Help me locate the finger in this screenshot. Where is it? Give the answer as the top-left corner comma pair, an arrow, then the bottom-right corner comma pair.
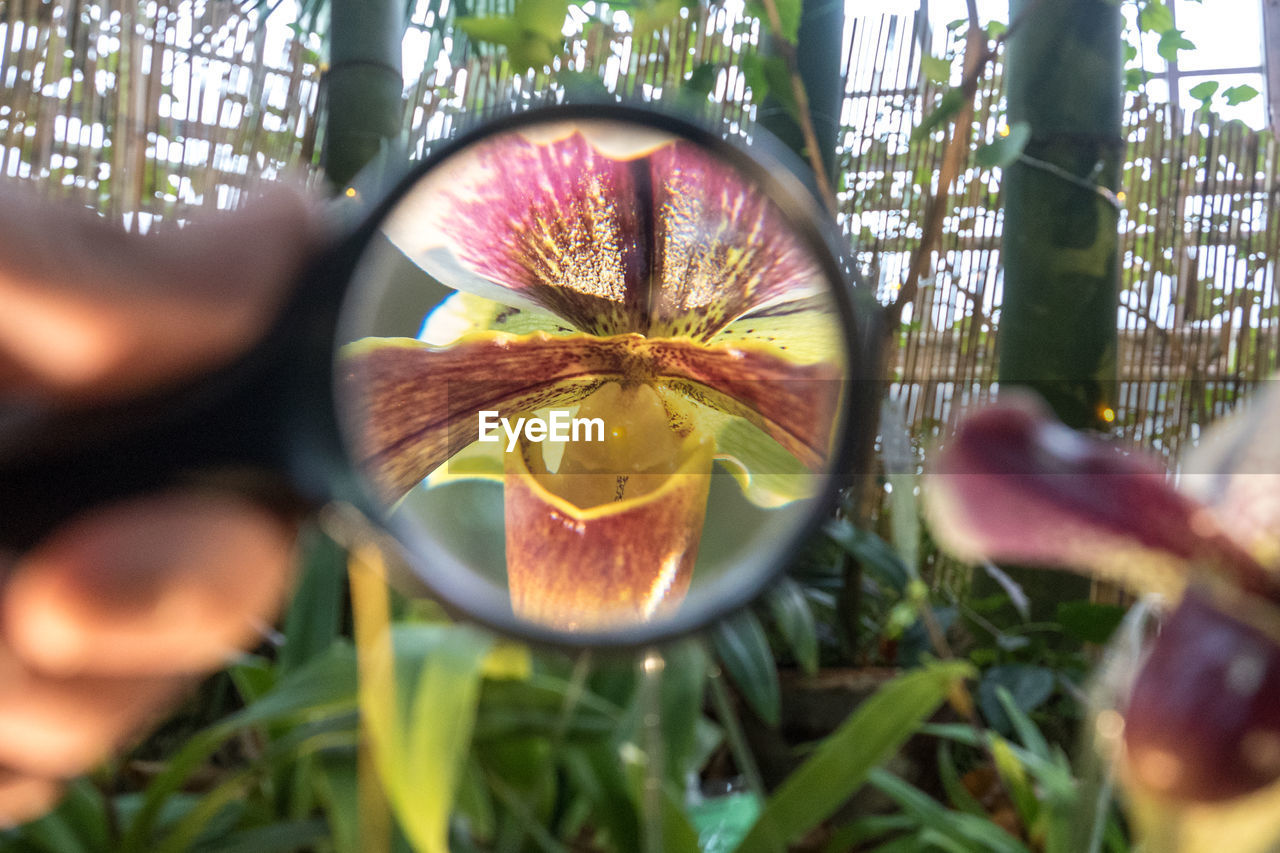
0,182 -> 325,402
3,490 -> 297,677
0,768 -> 63,829
0,641 -> 188,778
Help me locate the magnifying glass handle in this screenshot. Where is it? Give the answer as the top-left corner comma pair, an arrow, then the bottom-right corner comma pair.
0,236 -> 359,554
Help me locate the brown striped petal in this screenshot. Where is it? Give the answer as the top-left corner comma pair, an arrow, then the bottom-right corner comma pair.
341,332 -> 841,503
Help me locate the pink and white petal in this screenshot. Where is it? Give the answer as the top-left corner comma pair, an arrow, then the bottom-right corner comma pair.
384,130 -> 649,336
1180,378 -> 1280,569
925,392 -> 1280,600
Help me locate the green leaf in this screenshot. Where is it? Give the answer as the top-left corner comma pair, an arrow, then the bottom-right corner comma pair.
314,753 -> 361,853
659,640 -> 710,782
764,577 -> 819,674
986,20 -> 1007,38
709,415 -> 813,508
474,675 -> 621,740
559,69 -> 611,100
977,665 -> 1054,736
921,54 -> 952,85
990,735 -> 1038,830
911,87 -> 966,144
632,0 -> 681,37
513,0 -> 570,41
685,61 -> 718,97
936,742 -> 987,817
975,120 -> 1031,169
1138,1 -> 1173,33
993,687 -> 1051,760
188,819 -> 330,853
1156,28 -> 1195,62
507,35 -> 558,72
1125,67 -> 1150,90
1188,80 -> 1219,104
746,0 -> 800,42
1224,83 -> 1260,105
1055,600 -> 1126,644
880,399 -> 920,577
561,743 -> 643,853
824,518 -> 908,593
688,792 -> 762,853
390,625 -> 495,853
455,16 -> 526,48
659,787 -> 702,853
867,769 -> 1031,853
737,661 -> 974,851
740,52 -> 769,101
710,610 -> 781,725
280,526 -> 346,674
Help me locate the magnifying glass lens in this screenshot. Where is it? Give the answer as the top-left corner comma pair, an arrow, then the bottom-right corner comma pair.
336,114 -> 851,642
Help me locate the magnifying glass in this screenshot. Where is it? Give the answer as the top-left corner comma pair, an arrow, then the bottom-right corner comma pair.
0,103 -> 864,649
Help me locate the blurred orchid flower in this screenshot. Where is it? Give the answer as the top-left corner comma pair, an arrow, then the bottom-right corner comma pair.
341,123 -> 845,629
925,388 -> 1280,803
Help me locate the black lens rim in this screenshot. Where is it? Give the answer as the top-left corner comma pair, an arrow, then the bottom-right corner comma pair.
333,101 -> 867,650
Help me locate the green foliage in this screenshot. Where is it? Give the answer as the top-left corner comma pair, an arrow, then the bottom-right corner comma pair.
1224,83 -> 1260,106
911,88 -> 967,145
1155,28 -> 1195,63
710,610 -> 782,725
1136,1 -> 1173,33
740,53 -> 799,124
1189,80 -> 1219,104
921,54 -> 953,85
1056,601 -> 1127,645
975,121 -> 1031,170
456,0 -> 570,72
738,661 -> 974,852
744,0 -> 801,43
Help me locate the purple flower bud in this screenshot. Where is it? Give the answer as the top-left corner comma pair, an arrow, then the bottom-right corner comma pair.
1124,590 -> 1280,802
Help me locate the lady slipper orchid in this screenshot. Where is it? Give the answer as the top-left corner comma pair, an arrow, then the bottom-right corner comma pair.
925,389 -> 1280,803
340,121 -> 846,630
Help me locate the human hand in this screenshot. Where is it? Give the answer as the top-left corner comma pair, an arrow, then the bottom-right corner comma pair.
0,183 -> 321,825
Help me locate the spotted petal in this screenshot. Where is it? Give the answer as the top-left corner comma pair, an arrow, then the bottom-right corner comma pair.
383,126 -> 829,341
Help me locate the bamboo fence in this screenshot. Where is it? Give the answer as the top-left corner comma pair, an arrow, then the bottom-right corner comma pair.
2,0 -> 1279,472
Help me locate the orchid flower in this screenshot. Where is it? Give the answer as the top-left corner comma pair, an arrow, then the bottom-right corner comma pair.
925,388 -> 1280,804
340,122 -> 846,630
